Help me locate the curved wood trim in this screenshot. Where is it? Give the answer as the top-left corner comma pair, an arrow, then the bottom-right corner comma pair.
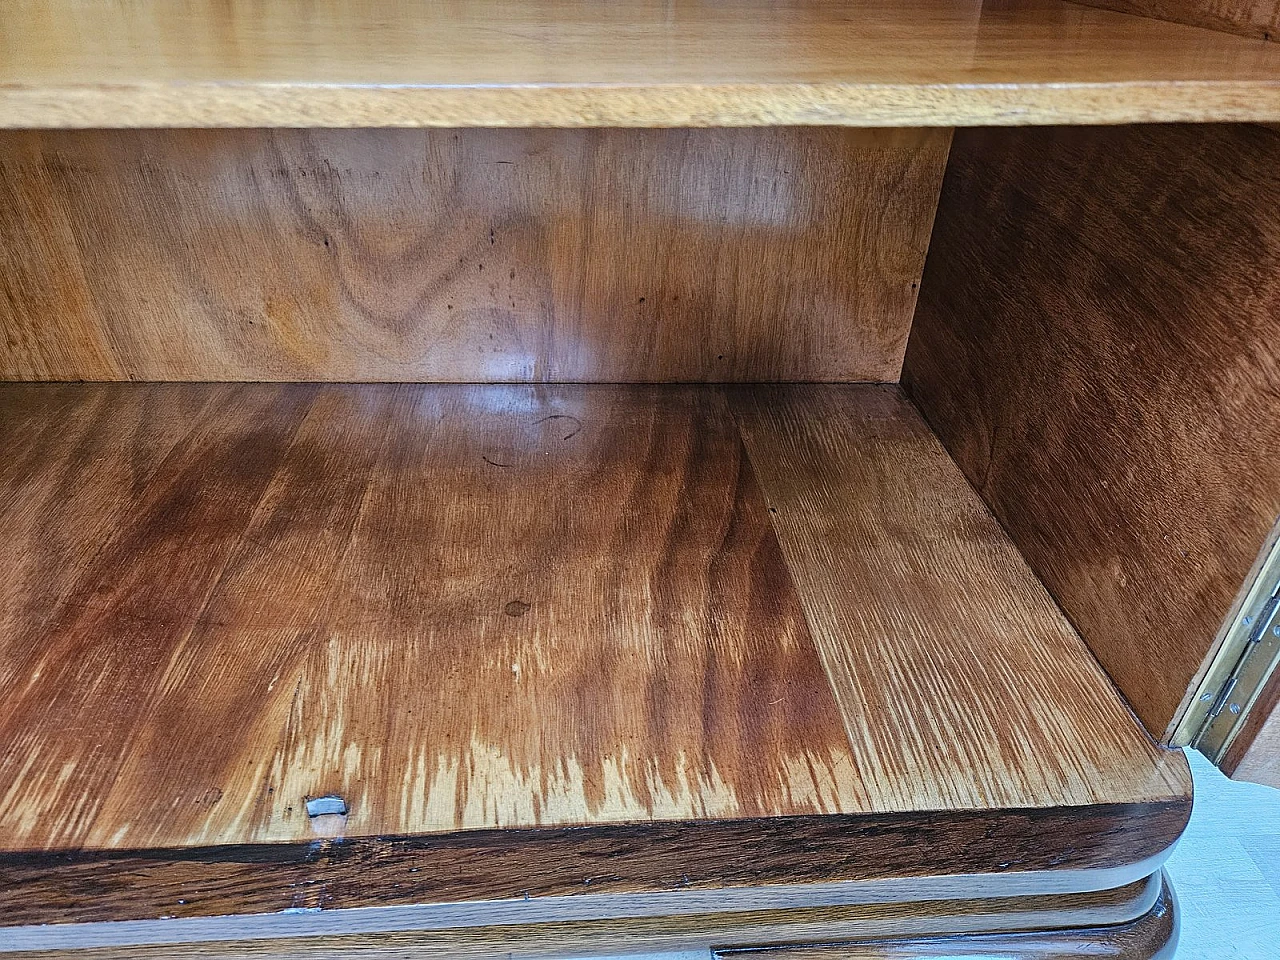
717,873 -> 1178,959
1,875 -> 1167,956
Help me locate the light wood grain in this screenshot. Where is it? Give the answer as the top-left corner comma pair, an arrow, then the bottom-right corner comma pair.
0,383 -> 1190,922
720,875 -> 1177,959
731,386 -> 1189,811
0,383 -> 861,850
1,0 -> 1280,127
903,123 -> 1280,741
1074,0 -> 1280,41
0,127 -> 946,383
0,876 -> 1164,956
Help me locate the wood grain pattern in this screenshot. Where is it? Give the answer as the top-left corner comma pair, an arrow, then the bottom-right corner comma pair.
0,128 -> 946,383
0,383 -> 1191,921
732,386 -> 1189,810
0,385 -> 316,847
0,875 -> 1165,956
0,383 -> 862,850
2,0 -> 1280,127
720,875 -> 1177,959
903,124 -> 1280,741
1073,0 -> 1280,41
0,804 -> 1190,928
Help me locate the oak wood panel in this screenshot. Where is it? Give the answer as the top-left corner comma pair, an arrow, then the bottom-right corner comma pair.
1073,0 -> 1280,41
903,124 -> 1280,740
3,0 -> 1280,127
731,386 -> 1190,810
0,876 -> 1163,956
720,875 -> 1176,959
0,128 -> 946,383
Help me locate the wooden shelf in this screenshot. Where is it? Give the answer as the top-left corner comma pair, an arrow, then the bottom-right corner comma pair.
2,0 -> 1280,128
0,382 -> 1188,934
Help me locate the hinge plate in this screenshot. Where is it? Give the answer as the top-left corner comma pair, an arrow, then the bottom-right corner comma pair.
1175,521 -> 1280,761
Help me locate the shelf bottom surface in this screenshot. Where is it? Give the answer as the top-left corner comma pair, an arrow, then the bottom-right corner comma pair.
0,382 -> 1189,931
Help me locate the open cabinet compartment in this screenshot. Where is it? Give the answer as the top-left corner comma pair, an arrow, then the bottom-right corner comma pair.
2,2 -> 1280,958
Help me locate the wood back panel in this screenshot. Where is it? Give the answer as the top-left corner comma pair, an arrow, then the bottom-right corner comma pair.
0,127 -> 948,383
904,123 -> 1280,740
1071,0 -> 1280,41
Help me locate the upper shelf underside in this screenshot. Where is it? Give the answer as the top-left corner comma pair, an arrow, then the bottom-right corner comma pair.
3,0 -> 1280,128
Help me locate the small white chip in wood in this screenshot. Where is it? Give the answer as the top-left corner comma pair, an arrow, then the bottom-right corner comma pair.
305,795 -> 348,818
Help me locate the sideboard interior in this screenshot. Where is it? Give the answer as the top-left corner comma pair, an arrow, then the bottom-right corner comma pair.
1,1 -> 1278,956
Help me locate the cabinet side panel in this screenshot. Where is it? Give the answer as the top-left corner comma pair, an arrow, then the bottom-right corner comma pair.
903,123 -> 1280,740
1069,0 -> 1280,41
0,127 -> 948,383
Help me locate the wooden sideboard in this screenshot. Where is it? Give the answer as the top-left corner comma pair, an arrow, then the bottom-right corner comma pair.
1,2 -> 1278,957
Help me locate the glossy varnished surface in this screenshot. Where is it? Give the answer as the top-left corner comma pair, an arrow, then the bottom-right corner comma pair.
0,384 -> 1190,917
903,124 -> 1280,741
0,384 -> 863,849
2,0 -> 1280,127
0,128 -> 947,383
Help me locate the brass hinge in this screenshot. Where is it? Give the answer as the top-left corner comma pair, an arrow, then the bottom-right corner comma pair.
1178,527 -> 1280,762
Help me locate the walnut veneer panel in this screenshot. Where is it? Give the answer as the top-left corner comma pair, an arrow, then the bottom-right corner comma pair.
2,0 -> 1280,127
1075,0 -> 1280,41
0,384 -> 1190,921
903,124 -> 1280,741
0,128 -> 946,383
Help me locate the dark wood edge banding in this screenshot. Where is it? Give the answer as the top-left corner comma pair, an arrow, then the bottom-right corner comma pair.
0,802 -> 1190,927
